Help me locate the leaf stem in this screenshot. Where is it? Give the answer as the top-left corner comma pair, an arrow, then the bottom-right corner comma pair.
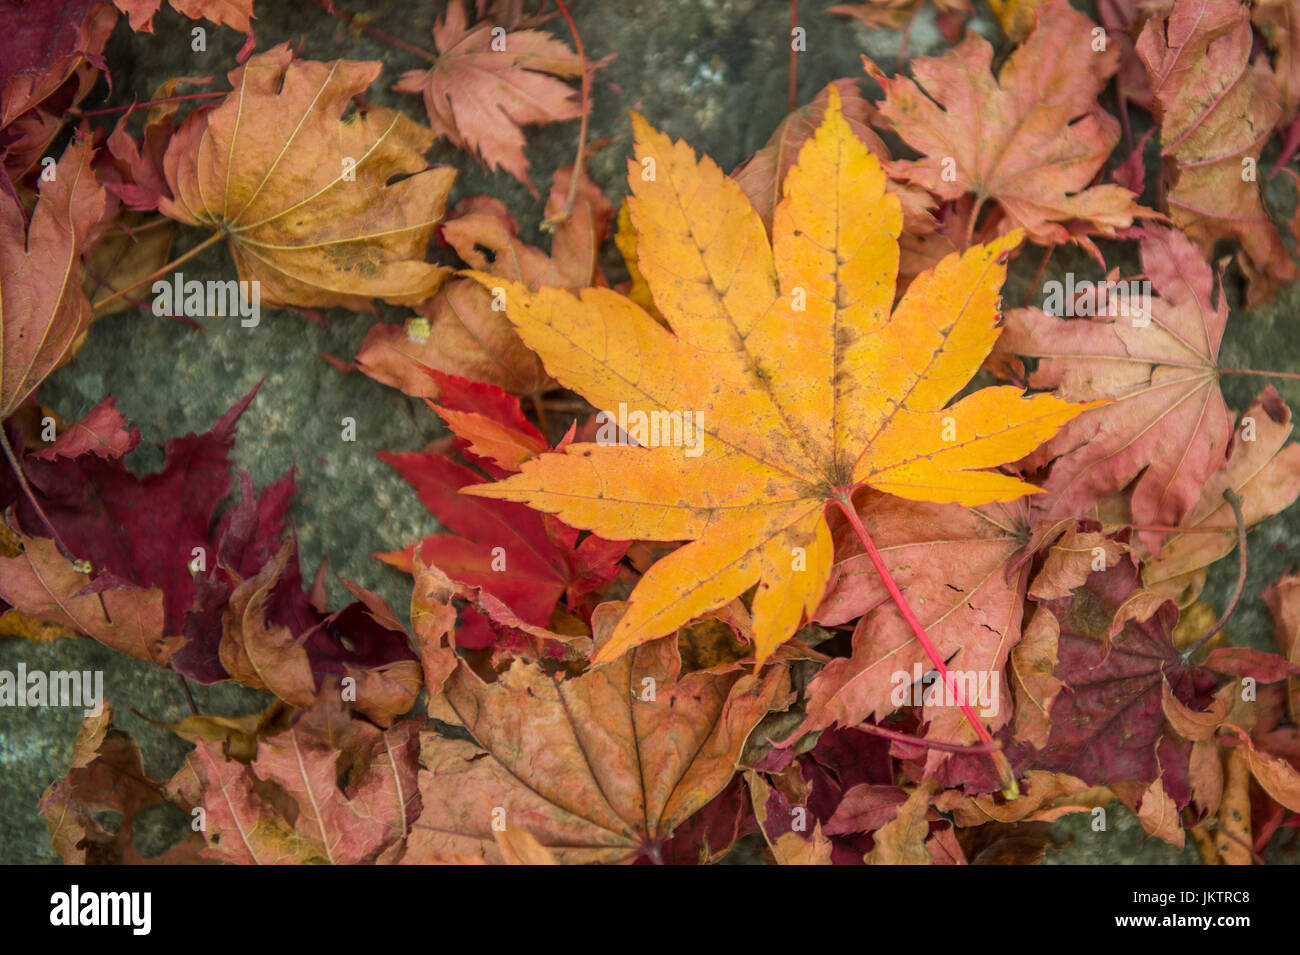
0,425 -> 79,564
788,0 -> 799,112
855,719 -> 1006,754
1023,244 -> 1053,308
1220,368 -> 1300,382
176,674 -> 199,714
898,2 -> 921,65
1182,489 -> 1247,662
833,496 -> 1018,797
1126,522 -> 1240,534
75,90 -> 222,119
542,0 -> 590,230
315,0 -> 437,63
963,195 -> 986,249
91,231 -> 224,314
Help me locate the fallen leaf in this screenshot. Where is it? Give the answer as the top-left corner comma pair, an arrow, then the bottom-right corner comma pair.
464,88 -> 1094,665
114,0 -> 255,36
1263,568 -> 1300,721
868,0 -> 1149,248
863,782 -> 934,864
1141,388 -> 1300,601
799,491 -> 1029,755
1255,0 -> 1300,121
250,718 -> 421,864
731,79 -> 932,236
1,137 -> 106,418
376,380 -> 625,652
406,638 -> 790,863
1137,0 -> 1299,305
1132,770 -> 1186,847
1216,744 -> 1252,864
0,535 -> 175,665
354,161 -> 609,398
40,707 -> 205,864
160,44 -> 456,310
1011,553 -> 1217,787
0,3 -> 115,179
394,0 -> 582,190
995,225 -> 1232,552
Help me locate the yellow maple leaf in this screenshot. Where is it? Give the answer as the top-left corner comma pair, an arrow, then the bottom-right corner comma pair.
465,87 -> 1096,666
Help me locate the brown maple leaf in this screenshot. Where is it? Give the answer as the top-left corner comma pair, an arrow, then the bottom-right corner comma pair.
732,79 -> 933,236
406,635 -> 790,864
869,0 -> 1150,250
1137,0 -> 1299,305
40,708 -> 206,864
394,0 -> 583,191
170,707 -> 422,865
994,225 -> 1233,553
114,0 -> 255,36
799,491 -> 1030,759
159,44 -> 456,310
1141,388 -> 1300,602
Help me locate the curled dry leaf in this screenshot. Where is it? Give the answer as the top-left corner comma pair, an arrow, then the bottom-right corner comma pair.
1,137 -> 106,418
220,541 -> 422,725
160,43 -> 456,310
1263,568 -> 1300,721
40,707 -> 206,864
1138,0 -> 1299,305
354,162 -> 610,399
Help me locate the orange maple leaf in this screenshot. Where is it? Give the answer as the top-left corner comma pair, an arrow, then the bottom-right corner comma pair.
465,87 -> 1097,666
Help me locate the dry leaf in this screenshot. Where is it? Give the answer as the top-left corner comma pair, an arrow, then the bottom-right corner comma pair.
1,137 -> 106,418
869,0 -> 1149,249
161,44 -> 455,310
406,639 -> 790,864
394,0 -> 582,190
1137,0 -> 1299,304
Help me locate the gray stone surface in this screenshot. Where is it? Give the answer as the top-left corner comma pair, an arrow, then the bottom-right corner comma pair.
2,0 -> 1299,864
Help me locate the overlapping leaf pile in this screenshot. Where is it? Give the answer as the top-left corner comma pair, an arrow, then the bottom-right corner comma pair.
5,0 -> 1300,865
